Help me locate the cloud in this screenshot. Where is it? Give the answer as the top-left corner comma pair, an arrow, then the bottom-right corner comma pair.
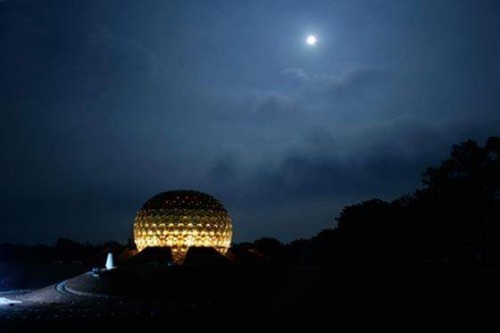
251,93 -> 297,117
210,111 -> 500,211
281,66 -> 383,92
327,67 -> 382,92
241,121 -> 430,205
2,0 -> 500,244
85,26 -> 169,79
280,67 -> 310,81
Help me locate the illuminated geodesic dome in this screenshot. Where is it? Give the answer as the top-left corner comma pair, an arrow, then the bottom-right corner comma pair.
133,190 -> 233,264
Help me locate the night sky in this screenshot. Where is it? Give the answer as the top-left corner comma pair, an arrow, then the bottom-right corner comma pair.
1,0 -> 499,244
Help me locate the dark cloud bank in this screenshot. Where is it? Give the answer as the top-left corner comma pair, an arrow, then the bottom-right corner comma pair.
1,0 -> 499,244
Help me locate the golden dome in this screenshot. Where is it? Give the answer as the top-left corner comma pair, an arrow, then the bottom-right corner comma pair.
133,190 -> 233,264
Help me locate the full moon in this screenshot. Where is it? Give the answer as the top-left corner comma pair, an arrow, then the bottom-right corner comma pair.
306,35 -> 317,46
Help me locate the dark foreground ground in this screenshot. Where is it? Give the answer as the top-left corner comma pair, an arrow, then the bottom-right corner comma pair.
1,263 -> 500,331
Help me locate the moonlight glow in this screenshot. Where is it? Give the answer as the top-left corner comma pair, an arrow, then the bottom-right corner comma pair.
306,35 -> 317,45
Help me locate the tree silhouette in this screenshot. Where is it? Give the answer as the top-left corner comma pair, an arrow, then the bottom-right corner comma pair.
416,137 -> 500,259
324,136 -> 500,271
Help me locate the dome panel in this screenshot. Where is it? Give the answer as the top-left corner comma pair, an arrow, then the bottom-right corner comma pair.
133,190 -> 233,264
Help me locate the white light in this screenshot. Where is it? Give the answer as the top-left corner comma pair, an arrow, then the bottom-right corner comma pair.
0,297 -> 22,306
306,35 -> 317,45
105,252 -> 115,270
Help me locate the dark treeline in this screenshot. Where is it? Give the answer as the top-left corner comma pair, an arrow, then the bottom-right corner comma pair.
235,137 -> 500,300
